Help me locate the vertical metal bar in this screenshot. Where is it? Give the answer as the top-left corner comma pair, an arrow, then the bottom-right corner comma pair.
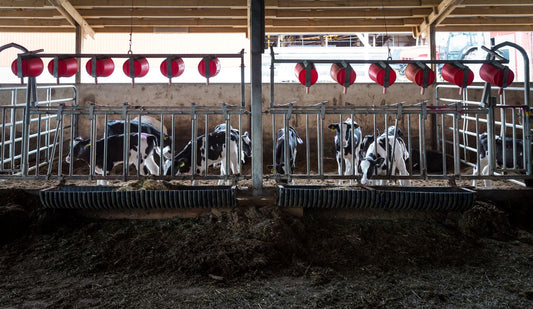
338,113 -> 344,178
90,104 -> 97,180
240,50 -> 245,108
205,114 -> 210,177
454,102 -> 462,176
407,114 -> 412,175
171,114 -> 176,176
283,114 -> 289,179
318,112 -> 324,177
486,97 -> 496,177
223,105 -> 230,180
69,112 -> 75,176
500,107 -> 507,171
21,78 -> 33,176
159,112 -> 165,176
250,0 -> 264,192
511,109 -> 517,169
350,112 -> 355,179
137,113 -> 142,177
36,114 -> 42,176
305,114 -> 310,176
1,107 -> 6,171
103,113 -> 109,178
441,113 -> 447,175
191,103 -> 197,183
272,113 -> 276,176
9,90 -> 17,171
237,111 -> 243,174
58,108 -> 65,177
420,103 -> 427,177
122,105 -> 130,181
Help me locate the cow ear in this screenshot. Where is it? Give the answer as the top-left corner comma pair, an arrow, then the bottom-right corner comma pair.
376,157 -> 385,165
297,137 -> 303,144
328,124 -> 338,132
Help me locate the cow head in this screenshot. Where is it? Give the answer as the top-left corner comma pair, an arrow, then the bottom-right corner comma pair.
163,156 -> 191,176
360,153 -> 385,185
241,131 -> 252,158
329,118 -> 360,148
65,137 -> 90,164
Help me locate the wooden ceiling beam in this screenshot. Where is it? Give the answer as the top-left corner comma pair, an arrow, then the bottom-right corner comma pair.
415,0 -> 465,38
462,0 -> 533,6
87,18 -> 248,27
0,19 -> 71,27
266,0 -> 440,9
78,8 -> 248,18
272,8 -> 433,19
68,0 -> 247,9
49,0 -> 95,38
272,18 -> 423,27
265,26 -> 414,33
452,7 -> 533,16
440,16 -> 533,25
0,9 -> 59,18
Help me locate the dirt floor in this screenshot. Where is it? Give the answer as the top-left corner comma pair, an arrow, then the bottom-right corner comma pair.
0,179 -> 532,308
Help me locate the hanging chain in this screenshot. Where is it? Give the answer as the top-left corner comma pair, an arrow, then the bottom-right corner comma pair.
128,0 -> 134,54
382,0 -> 392,60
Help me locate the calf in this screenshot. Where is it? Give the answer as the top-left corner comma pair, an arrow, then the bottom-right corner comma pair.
213,123 -> 252,164
328,118 -> 362,184
274,126 -> 303,181
163,130 -> 243,184
66,133 -> 159,184
359,131 -> 410,186
132,115 -> 168,135
473,132 -> 528,186
106,119 -> 172,159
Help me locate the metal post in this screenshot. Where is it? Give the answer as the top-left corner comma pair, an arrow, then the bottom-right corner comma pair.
250,0 -> 264,193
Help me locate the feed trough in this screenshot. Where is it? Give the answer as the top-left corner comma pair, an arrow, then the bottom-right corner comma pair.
277,185 -> 475,211
40,185 -> 236,209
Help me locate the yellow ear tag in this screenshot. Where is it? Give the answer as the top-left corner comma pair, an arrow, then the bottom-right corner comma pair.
87,143 -> 91,147
331,128 -> 336,131
271,168 -> 274,173
180,161 -> 185,167
164,136 -> 168,140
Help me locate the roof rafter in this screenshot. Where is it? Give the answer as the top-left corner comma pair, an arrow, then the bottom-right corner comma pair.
49,0 -> 95,38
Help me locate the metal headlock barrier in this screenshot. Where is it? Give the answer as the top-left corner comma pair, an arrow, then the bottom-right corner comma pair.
1,42 -> 531,210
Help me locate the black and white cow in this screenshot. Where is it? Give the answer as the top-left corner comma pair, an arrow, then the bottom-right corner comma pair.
66,133 -> 159,184
274,126 -> 303,180
213,123 -> 252,164
359,128 -> 410,186
163,130 -> 244,184
106,119 -> 172,160
328,118 -> 362,184
473,132 -> 528,186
